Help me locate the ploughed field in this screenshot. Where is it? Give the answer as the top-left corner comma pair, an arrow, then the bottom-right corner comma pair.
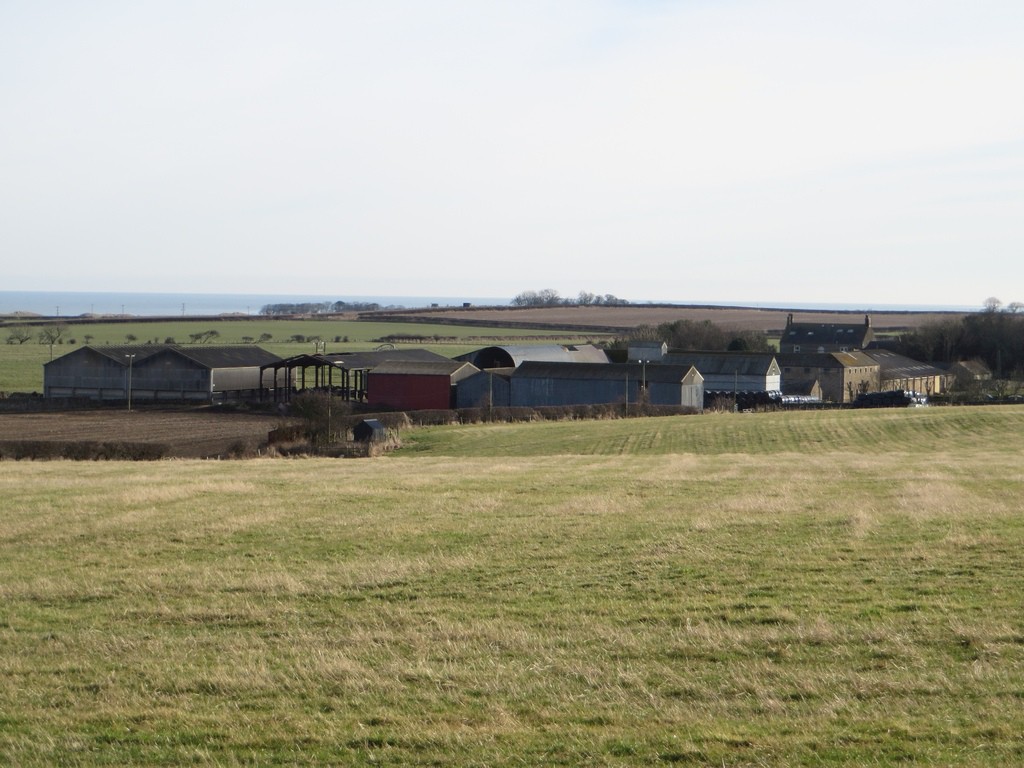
0,408 -> 287,458
369,304 -> 966,333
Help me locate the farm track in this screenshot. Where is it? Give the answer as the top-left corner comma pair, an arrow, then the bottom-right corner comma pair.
0,409 -> 290,458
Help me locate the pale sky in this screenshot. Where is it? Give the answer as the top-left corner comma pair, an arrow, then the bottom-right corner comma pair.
2,1 -> 1022,306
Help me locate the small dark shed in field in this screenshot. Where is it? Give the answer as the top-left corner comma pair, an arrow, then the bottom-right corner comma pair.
353,418 -> 387,443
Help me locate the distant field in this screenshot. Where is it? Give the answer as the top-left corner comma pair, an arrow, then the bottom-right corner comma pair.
0,317 -> 607,394
372,304 -> 967,333
2,406 -> 1023,765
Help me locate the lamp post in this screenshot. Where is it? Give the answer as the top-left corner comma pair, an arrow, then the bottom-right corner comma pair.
125,354 -> 136,412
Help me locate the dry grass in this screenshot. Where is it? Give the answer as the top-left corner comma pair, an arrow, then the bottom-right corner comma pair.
1,409 -> 1023,764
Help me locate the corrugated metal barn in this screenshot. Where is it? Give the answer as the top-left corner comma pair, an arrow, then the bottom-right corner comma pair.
367,360 -> 480,411
661,352 -> 781,392
863,349 -> 949,396
455,368 -> 514,408
456,344 -> 609,369
509,361 -> 703,409
44,345 -> 284,402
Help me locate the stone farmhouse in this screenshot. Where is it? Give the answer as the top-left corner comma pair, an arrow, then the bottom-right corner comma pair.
780,314 -> 874,354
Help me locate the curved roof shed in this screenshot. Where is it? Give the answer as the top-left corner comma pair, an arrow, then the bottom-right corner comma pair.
457,344 -> 609,369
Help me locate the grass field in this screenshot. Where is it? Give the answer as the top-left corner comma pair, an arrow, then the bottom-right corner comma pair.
2,406 -> 1023,765
0,317 -> 608,394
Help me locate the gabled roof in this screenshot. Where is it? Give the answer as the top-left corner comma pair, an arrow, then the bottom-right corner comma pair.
782,379 -> 821,397
662,352 -> 780,376
55,345 -> 281,369
777,351 -> 877,369
170,346 -> 282,368
782,314 -> 873,348
953,359 -> 991,377
513,361 -> 699,383
369,360 -> 479,380
862,350 -> 946,378
323,349 -> 451,370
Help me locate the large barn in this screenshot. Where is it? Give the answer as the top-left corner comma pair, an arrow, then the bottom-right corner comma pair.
44,345 -> 284,403
660,352 -> 781,393
456,344 -> 609,369
508,362 -> 703,410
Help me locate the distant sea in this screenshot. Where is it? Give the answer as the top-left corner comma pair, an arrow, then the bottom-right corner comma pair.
0,291 -> 510,317
0,290 -> 978,318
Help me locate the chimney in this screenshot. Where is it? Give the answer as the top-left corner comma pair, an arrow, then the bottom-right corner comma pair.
864,314 -> 871,328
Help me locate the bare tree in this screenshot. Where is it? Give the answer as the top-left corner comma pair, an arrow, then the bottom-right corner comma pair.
6,327 -> 32,345
38,324 -> 67,346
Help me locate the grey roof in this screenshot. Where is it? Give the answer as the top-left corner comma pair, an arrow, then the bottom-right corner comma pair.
323,349 -> 451,369
171,345 -> 282,368
457,344 -> 609,368
777,351 -> 877,370
369,360 -> 479,379
782,318 -> 872,348
782,379 -> 821,397
513,361 -> 699,383
74,345 -> 281,369
862,350 -> 946,378
662,352 -> 780,376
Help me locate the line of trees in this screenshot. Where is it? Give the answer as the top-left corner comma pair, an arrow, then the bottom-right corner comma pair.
259,300 -> 391,315
511,289 -> 629,307
896,298 -> 1024,377
626,319 -> 773,353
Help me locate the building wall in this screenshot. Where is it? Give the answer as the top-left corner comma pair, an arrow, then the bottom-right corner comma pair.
368,373 -> 454,410
133,354 -> 211,398
699,373 -> 779,392
880,372 -> 943,396
44,348 -> 129,399
456,372 -> 511,408
511,375 -> 640,407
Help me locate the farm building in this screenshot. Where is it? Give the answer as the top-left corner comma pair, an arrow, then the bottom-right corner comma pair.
367,360 -> 480,411
353,418 -> 387,443
779,314 -> 874,353
455,368 -> 514,409
627,341 -> 668,363
456,344 -> 609,369
778,351 -> 879,403
44,345 -> 285,402
260,349 -> 451,402
509,362 -> 703,410
863,350 -> 950,396
946,360 -> 992,388
660,352 -> 781,393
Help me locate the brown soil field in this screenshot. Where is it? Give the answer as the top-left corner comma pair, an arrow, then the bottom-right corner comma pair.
0,409 -> 292,459
370,305 -> 965,334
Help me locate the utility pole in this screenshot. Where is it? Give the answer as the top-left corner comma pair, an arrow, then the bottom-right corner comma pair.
125,354 -> 136,412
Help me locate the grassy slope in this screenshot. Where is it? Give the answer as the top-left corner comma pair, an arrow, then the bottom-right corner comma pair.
2,407 -> 1023,765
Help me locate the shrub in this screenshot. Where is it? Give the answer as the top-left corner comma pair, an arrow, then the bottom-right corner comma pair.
0,440 -> 169,461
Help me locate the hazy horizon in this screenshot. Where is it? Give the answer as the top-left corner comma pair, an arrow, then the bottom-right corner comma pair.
0,288 -> 982,318
3,2 -> 1021,307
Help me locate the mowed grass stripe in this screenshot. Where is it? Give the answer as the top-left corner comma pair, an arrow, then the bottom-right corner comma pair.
399,405 -> 1024,457
2,410 -> 1023,764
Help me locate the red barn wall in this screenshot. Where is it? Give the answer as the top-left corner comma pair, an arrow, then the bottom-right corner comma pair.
368,374 -> 453,410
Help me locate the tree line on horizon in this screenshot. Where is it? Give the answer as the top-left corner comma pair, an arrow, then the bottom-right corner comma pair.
511,289 -> 629,307
894,297 -> 1024,377
259,300 -> 395,315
